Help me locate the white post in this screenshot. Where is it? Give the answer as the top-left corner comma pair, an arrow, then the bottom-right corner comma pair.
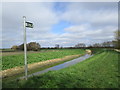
23,16 -> 28,80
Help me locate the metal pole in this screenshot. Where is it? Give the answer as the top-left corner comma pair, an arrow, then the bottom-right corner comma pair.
23,16 -> 28,80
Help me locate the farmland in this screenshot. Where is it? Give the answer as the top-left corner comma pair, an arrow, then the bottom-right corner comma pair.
2,49 -> 85,70
2,49 -> 119,88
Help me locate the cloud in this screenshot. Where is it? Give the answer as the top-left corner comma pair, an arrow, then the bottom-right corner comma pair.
2,2 -> 118,48
2,2 -> 59,48
60,2 -> 118,27
64,24 -> 117,38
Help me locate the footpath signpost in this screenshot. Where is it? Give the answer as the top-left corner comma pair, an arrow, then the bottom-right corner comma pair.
23,16 -> 33,80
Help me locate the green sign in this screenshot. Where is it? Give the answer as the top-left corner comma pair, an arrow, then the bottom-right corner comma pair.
26,22 -> 33,28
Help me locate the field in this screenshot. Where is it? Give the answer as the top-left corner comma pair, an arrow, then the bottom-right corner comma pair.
2,49 -> 119,88
2,49 -> 85,70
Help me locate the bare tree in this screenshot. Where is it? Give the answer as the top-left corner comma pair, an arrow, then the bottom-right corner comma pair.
102,41 -> 114,48
55,44 -> 60,49
93,43 -> 101,47
75,43 -> 86,48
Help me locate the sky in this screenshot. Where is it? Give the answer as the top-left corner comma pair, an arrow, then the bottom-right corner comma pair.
2,2 -> 118,48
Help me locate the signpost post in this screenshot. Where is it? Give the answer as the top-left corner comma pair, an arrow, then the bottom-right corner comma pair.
23,16 -> 33,80
23,16 -> 28,80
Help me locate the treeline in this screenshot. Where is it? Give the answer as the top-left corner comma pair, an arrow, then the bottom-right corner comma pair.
11,41 -> 119,51
74,30 -> 120,49
74,41 -> 119,49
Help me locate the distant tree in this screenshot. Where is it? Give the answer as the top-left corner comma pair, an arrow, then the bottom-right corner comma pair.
92,41 -> 114,48
47,47 -> 50,49
102,41 -> 114,48
55,44 -> 59,49
60,46 -> 63,49
18,43 -> 24,50
102,42 -> 109,47
75,43 -> 86,48
114,30 -> 120,49
27,42 -> 41,51
11,45 -> 19,50
93,43 -> 101,47
18,42 -> 41,51
111,41 -> 117,48
87,45 -> 93,48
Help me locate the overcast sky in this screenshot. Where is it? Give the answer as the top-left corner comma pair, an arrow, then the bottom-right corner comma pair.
2,2 -> 118,48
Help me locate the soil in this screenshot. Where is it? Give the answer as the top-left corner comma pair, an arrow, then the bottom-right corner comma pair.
85,49 -> 92,55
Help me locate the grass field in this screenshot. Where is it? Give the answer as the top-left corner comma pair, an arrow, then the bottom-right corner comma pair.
0,48 -> 15,52
2,49 -> 85,70
2,49 -> 119,88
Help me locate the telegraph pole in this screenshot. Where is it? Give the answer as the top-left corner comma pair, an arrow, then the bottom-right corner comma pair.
23,16 -> 28,80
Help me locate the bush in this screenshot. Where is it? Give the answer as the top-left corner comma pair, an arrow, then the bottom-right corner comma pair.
11,45 -> 19,50
27,42 -> 41,51
16,42 -> 41,51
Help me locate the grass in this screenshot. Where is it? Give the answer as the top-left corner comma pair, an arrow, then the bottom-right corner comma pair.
2,49 -> 85,70
2,54 -> 82,82
1,48 -> 15,52
89,48 -> 107,54
2,49 -> 119,88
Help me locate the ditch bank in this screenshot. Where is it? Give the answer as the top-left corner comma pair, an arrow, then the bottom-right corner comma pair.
20,54 -> 93,80
1,54 -> 84,79
85,49 -> 92,55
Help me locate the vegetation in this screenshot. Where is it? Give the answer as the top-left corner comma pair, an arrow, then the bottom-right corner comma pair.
27,42 -> 41,51
11,42 -> 41,51
2,49 -> 85,70
3,49 -> 119,88
75,43 -> 86,48
89,48 -> 107,54
11,45 -> 19,50
1,48 -> 15,52
114,30 -> 120,49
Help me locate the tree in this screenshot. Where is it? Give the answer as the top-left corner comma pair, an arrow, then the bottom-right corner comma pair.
93,43 -> 101,47
18,42 -> 41,51
101,41 -> 114,48
55,44 -> 59,49
11,45 -> 19,50
114,30 -> 120,49
75,43 -> 86,48
18,43 -> 24,50
27,42 -> 41,51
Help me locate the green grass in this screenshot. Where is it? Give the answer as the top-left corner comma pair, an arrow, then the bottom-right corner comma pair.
89,48 -> 107,54
3,49 -> 119,88
1,48 -> 15,52
2,49 -> 85,70
2,54 -> 82,82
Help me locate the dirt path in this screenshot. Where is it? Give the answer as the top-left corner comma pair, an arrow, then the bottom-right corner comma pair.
1,54 -> 83,78
85,49 -> 92,55
114,49 -> 120,52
